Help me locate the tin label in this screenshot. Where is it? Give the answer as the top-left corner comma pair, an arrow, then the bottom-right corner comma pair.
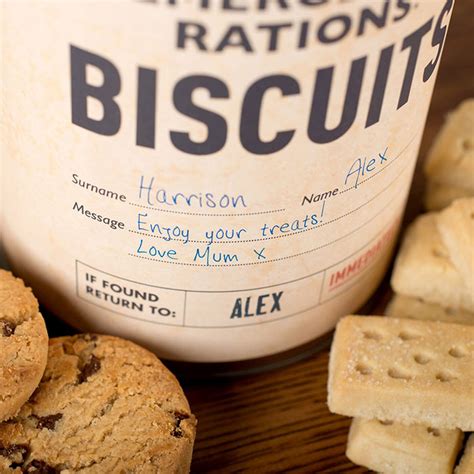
1,0 -> 453,361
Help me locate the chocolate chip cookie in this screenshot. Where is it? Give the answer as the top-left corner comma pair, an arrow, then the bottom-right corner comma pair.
0,334 -> 197,473
0,270 -> 48,422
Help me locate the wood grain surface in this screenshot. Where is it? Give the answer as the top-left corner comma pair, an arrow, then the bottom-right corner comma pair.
184,3 -> 474,473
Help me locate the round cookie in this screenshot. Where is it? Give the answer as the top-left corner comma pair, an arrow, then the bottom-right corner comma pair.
0,270 -> 48,422
0,334 -> 197,473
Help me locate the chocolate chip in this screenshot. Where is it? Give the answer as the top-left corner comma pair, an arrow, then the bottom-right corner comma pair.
24,459 -> 58,473
3,418 -> 17,425
33,413 -> 63,430
171,426 -> 184,438
1,320 -> 15,337
0,443 -> 29,467
78,355 -> 101,384
62,342 -> 76,356
170,411 -> 189,438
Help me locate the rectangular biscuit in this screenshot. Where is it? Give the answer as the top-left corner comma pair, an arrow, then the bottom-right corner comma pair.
436,197 -> 474,285
424,99 -> 474,192
424,180 -> 473,211
327,316 -> 474,430
456,434 -> 474,474
391,213 -> 473,312
385,294 -> 474,326
346,418 -> 462,474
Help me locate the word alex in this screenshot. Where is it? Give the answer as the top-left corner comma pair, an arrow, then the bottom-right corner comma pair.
345,148 -> 389,189
230,292 -> 283,319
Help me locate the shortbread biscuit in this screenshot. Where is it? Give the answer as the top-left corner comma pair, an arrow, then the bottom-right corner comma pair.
0,334 -> 197,473
0,270 -> 48,422
425,99 -> 474,192
424,180 -> 473,211
456,434 -> 474,474
385,295 -> 474,326
436,198 -> 474,285
346,418 -> 462,474
327,316 -> 474,430
391,214 -> 473,312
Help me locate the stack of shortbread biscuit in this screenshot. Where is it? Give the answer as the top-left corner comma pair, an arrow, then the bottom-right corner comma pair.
424,99 -> 474,211
390,196 -> 473,321
329,316 -> 473,474
328,100 -> 474,473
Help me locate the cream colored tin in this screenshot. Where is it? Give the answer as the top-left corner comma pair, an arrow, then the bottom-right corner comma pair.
1,0 -> 453,362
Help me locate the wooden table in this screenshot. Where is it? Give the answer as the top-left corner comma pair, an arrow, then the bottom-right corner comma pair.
184,4 -> 474,473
